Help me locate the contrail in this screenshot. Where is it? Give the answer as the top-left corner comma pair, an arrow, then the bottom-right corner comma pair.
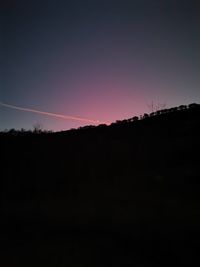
0,101 -> 109,124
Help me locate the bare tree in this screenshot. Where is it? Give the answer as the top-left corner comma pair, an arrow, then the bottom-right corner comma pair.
147,101 -> 166,113
33,123 -> 43,133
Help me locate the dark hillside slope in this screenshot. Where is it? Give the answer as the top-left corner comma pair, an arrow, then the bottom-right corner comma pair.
1,105 -> 200,266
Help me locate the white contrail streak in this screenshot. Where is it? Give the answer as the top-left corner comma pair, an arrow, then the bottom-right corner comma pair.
0,101 -> 109,124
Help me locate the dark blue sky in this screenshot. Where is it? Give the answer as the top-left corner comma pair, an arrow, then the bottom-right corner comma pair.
1,0 -> 200,131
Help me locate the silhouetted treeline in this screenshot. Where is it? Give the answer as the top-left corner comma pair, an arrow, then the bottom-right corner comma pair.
1,102 -> 200,266
110,102 -> 200,126
1,102 -> 199,135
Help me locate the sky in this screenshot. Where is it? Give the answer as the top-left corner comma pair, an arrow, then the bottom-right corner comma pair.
1,0 -> 200,131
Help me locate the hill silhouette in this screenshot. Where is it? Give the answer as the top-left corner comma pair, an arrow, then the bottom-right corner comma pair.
1,103 -> 200,266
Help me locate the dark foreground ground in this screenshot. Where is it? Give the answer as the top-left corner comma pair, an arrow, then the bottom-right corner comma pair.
1,106 -> 200,266
1,221 -> 199,266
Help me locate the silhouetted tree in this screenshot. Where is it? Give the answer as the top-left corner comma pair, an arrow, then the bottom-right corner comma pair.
33,123 -> 43,133
8,129 -> 18,135
132,116 -> 139,121
97,124 -> 107,128
78,125 -> 96,130
155,110 -> 161,115
160,109 -> 168,114
171,107 -> 178,112
178,105 -> 187,110
143,113 -> 149,119
188,103 -> 200,109
115,120 -> 123,124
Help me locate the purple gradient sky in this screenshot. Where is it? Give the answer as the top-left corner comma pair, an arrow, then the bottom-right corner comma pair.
1,0 -> 200,131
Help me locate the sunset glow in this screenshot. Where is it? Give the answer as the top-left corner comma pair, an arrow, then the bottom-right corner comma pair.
1,1 -> 200,131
